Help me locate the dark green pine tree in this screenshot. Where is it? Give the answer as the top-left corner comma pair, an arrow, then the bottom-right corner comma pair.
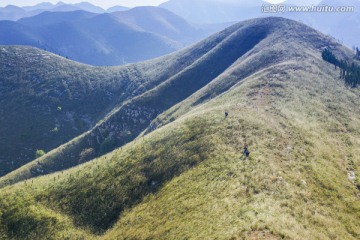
322,48 -> 339,66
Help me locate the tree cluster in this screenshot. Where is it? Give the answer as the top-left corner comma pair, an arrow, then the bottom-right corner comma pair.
322,48 -> 360,88
322,48 -> 339,66
338,60 -> 360,87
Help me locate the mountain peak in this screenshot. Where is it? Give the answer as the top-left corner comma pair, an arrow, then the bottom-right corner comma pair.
4,5 -> 24,10
55,1 -> 65,6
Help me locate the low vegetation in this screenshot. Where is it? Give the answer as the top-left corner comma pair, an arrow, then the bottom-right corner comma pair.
0,29 -> 233,177
0,18 -> 359,239
0,18 -> 269,185
35,150 -> 46,159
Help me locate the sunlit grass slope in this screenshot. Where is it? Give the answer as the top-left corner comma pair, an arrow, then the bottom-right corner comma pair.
0,20 -> 243,177
107,59 -> 360,239
0,17 -> 359,239
0,17 -> 269,186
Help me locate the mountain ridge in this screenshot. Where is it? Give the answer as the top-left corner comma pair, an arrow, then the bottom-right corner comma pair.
0,1 -> 107,20
0,16 -> 355,184
0,17 -> 359,240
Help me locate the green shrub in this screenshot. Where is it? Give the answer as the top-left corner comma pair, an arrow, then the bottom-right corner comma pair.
35,150 -> 46,159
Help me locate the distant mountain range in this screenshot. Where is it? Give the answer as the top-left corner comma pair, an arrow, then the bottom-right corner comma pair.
0,1 -> 130,21
2,0 -> 359,58
0,7 -> 226,66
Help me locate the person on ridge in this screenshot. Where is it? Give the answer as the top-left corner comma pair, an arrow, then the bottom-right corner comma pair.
243,145 -> 250,159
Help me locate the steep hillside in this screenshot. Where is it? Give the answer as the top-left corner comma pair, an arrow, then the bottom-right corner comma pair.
0,17 -> 270,185
0,11 -> 264,177
0,47 -> 131,176
0,17 -> 359,239
0,43 -> 204,177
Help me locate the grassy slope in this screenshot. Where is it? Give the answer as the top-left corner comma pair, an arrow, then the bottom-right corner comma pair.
0,28 -> 234,178
0,19 -> 269,186
0,46 -> 170,176
108,62 -> 360,240
104,21 -> 360,238
0,18 -> 359,239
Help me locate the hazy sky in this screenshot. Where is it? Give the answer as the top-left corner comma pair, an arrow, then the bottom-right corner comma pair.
0,0 -> 322,9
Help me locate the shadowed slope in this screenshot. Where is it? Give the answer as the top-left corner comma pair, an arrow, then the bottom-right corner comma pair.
0,35 -> 218,177
0,17 -> 270,186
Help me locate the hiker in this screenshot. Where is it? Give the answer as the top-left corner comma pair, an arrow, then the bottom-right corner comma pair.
243,145 -> 250,159
225,111 -> 229,118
